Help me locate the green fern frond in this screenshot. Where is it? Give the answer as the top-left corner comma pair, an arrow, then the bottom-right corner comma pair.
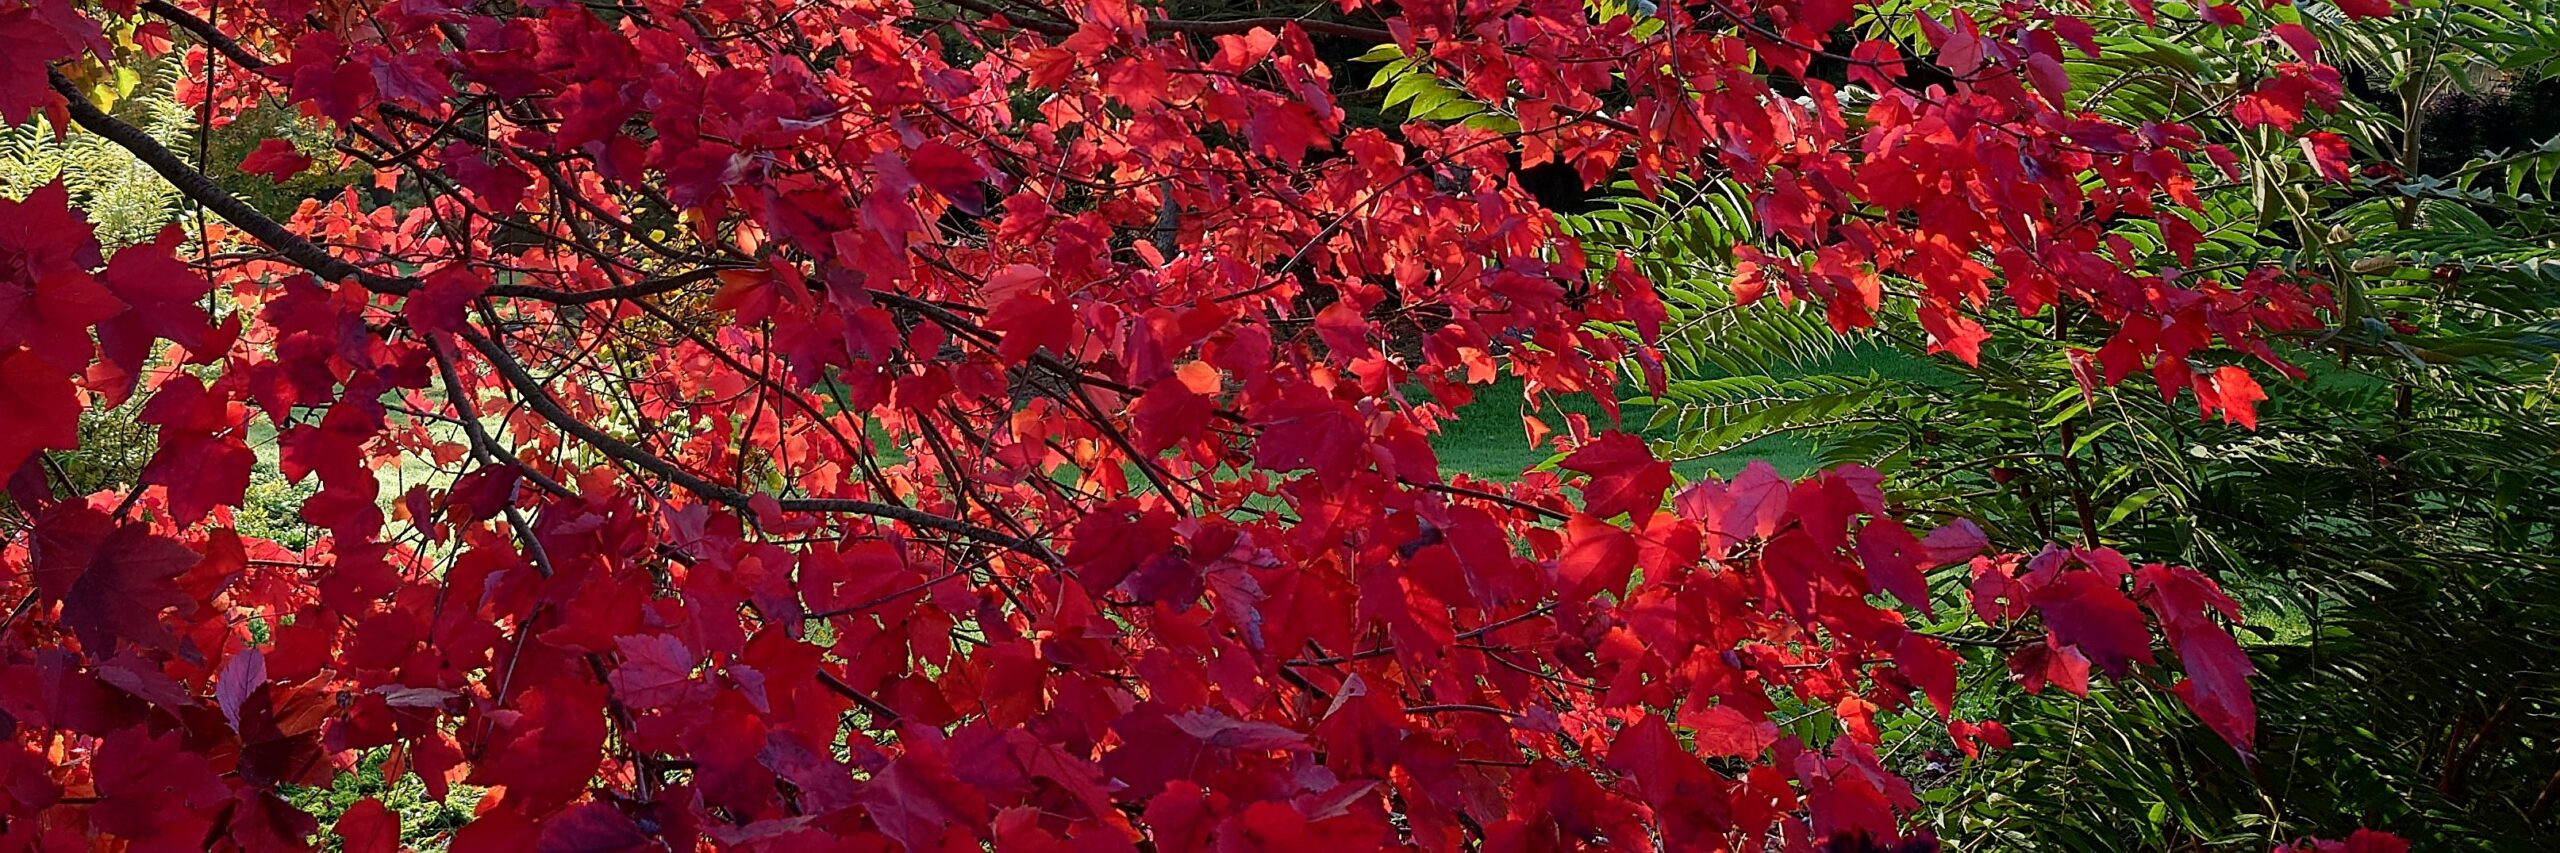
1634,373 -> 1902,461
0,55 -> 189,246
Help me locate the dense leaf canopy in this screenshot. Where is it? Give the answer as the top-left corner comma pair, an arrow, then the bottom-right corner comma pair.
0,0 -> 2432,848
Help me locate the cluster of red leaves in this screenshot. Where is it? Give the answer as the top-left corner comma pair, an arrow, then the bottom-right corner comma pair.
2276,830 -> 2411,853
1711,7 -> 2334,429
0,0 -> 2403,848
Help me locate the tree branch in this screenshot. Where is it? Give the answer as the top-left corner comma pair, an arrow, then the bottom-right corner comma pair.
939,0 -> 1393,43
51,68 -> 406,292
49,68 -> 729,305
140,0 -> 269,69
1148,16 -> 1393,43
456,326 -> 1060,564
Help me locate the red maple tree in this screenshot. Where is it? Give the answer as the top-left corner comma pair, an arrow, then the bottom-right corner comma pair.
0,0 -> 2406,848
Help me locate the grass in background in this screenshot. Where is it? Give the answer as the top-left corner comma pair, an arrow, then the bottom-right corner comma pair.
1428,345 -> 1948,482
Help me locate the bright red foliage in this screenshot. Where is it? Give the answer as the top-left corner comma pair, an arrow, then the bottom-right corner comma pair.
0,0 -> 2391,848
237,139 -> 314,183
2279,829 -> 2413,853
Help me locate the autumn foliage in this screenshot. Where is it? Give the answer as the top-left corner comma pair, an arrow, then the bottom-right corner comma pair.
0,0 -> 2415,848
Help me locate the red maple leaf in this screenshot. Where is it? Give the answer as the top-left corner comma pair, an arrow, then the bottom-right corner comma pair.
2209,365 -> 2270,430
1685,703 -> 1780,758
1251,386 -> 1365,479
2300,131 -> 2354,184
1131,374 -> 1216,454
2007,636 -> 2094,697
2027,569 -> 2155,678
60,523 -> 203,655
985,293 -> 1074,364
2138,564 -> 2257,754
95,227 -> 220,395
1562,431 -> 1673,521
608,633 -> 698,708
2283,829 -> 2412,853
1,184 -> 123,371
237,139 -> 314,183
1605,714 -> 1706,807
0,349 -> 80,476
142,412 -> 253,528
332,799 -> 399,853
1720,460 -> 1793,541
907,140 -> 988,214
91,727 -> 228,847
2271,23 -> 2322,62
860,748 -> 988,851
535,802 -> 658,852
0,2 -> 88,124
1168,708 -> 1310,751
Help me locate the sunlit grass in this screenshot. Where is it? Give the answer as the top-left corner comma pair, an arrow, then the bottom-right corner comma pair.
1428,346 -> 1946,482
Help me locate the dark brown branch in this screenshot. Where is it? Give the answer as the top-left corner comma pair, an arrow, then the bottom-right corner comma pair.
509,267 -> 730,305
1406,478 -> 1570,522
50,69 -> 726,306
1926,632 -> 2031,650
873,286 -> 1173,407
630,297 -> 877,473
431,340 -> 563,576
939,0 -> 1392,43
1403,703 -> 1521,719
804,567 -> 970,619
456,326 -> 1060,564
140,0 -> 269,70
1147,16 -> 1393,44
52,68 -> 406,293
817,670 -> 903,721
938,0 -> 1073,36
1289,602 -> 1557,667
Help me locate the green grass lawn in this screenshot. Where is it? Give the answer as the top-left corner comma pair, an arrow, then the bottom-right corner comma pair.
1425,379 -> 1819,481
1427,346 -> 1948,482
